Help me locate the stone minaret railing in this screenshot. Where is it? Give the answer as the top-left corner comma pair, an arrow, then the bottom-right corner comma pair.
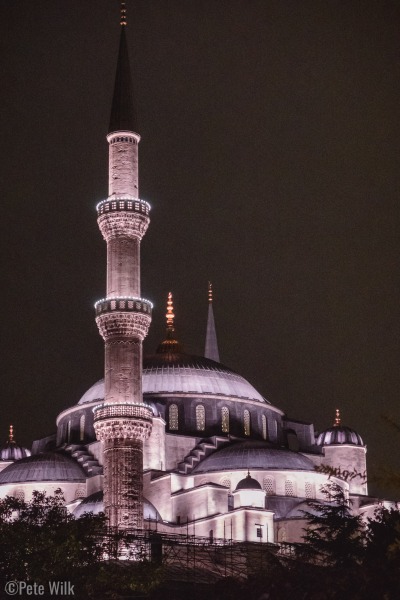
93,12 -> 152,530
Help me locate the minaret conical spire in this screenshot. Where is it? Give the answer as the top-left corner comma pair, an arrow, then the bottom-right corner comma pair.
108,4 -> 137,134
205,282 -> 220,362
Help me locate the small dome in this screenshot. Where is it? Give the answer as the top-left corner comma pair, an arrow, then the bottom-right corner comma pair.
73,491 -> 104,517
73,490 -> 161,521
235,472 -> 262,491
316,426 -> 364,447
0,441 -> 31,462
0,426 -> 31,462
0,452 -> 85,484
193,441 -> 315,473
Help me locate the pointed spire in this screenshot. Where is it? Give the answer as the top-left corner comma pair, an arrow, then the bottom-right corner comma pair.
156,292 -> 182,354
208,282 -> 213,303
108,6 -> 137,134
120,1 -> 127,26
166,292 -> 175,332
334,409 -> 341,427
205,282 -> 220,362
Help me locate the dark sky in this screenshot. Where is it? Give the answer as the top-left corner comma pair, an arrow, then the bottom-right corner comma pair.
0,1 -> 399,497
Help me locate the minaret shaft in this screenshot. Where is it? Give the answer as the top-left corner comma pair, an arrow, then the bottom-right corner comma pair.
103,439 -> 144,528
108,134 -> 139,198
104,339 -> 142,404
107,236 -> 140,298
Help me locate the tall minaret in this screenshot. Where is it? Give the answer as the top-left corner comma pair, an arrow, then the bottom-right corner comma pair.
204,282 -> 220,362
93,4 -> 153,530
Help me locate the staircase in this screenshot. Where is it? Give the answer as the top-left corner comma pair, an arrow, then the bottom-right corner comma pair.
64,444 -> 103,476
177,436 -> 230,474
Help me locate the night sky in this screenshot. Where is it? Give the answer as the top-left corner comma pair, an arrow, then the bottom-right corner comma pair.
1,1 -> 399,497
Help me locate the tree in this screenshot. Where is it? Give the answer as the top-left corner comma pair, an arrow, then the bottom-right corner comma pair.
0,489 -> 108,595
362,506 -> 400,598
300,482 -> 364,568
0,489 -> 165,599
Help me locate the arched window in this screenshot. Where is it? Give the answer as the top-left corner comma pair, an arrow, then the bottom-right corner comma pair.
305,482 -> 315,499
278,526 -> 287,542
67,420 -> 71,443
75,486 -> 85,499
169,404 -> 179,430
56,424 -> 62,447
262,414 -> 268,440
244,410 -> 250,436
196,405 -> 205,431
285,480 -> 295,497
220,478 -> 231,491
263,477 -> 275,495
14,488 -> 25,502
221,406 -> 229,433
79,414 -> 85,442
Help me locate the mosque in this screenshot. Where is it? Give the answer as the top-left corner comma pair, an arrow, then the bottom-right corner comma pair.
0,6 -> 379,544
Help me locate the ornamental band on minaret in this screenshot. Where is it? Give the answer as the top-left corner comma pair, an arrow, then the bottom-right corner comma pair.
93,6 -> 153,529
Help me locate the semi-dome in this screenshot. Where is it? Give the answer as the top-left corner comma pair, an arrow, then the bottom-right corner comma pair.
77,379 -> 158,415
73,490 -> 161,521
78,353 -> 268,405
235,472 -> 262,491
193,441 -> 315,473
0,452 -> 85,484
316,426 -> 364,447
78,379 -> 104,405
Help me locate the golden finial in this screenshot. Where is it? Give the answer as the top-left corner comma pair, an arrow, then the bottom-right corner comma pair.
334,409 -> 341,427
166,292 -> 175,330
208,281 -> 213,304
120,1 -> 127,26
9,424 -> 14,442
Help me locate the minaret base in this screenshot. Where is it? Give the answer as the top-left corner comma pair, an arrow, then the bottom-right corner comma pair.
94,404 -> 152,529
104,438 -> 144,529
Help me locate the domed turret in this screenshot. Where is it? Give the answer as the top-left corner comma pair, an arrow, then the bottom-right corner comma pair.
0,426 -> 31,462
232,469 -> 266,510
317,409 -> 364,447
318,410 -> 367,496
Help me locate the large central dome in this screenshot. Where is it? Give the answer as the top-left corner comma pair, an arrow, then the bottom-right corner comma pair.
78,353 -> 267,404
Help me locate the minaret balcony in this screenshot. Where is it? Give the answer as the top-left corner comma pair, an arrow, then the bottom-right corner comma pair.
95,297 -> 152,341
93,402 -> 153,442
97,197 -> 150,217
97,198 -> 150,241
95,296 -> 153,316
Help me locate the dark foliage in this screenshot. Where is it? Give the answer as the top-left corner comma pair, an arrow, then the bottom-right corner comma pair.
1,488 -> 400,599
